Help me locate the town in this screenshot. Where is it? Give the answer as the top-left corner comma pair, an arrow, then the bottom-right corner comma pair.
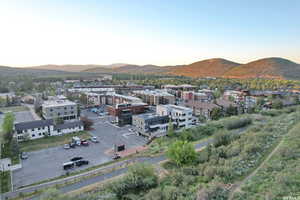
1,1 -> 300,199
1,74 -> 300,199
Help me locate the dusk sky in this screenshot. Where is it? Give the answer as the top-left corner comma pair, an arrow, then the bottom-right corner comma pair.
1,0 -> 299,67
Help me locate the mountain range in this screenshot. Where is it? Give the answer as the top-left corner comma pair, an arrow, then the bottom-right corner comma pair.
1,57 -> 300,80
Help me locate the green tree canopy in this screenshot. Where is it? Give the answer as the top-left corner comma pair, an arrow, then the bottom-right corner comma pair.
167,140 -> 197,166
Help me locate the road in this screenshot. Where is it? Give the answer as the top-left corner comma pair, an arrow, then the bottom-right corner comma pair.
2,136 -> 212,200
3,126 -> 248,199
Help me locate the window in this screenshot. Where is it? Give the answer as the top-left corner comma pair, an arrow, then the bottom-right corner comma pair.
32,129 -> 34,131
64,107 -> 67,110
39,133 -> 41,136
32,134 -> 35,137
38,128 -> 41,130
50,109 -> 53,112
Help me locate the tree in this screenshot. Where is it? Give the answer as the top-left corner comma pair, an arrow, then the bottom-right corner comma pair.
167,140 -> 197,166
167,119 -> 174,137
3,112 -> 15,142
211,107 -> 223,120
80,116 -> 94,130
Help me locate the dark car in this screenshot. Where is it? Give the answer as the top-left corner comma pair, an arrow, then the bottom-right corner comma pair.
75,160 -> 89,167
21,152 -> 28,160
0,111 -> 3,115
81,140 -> 89,146
63,162 -> 75,170
70,157 -> 83,162
113,154 -> 121,160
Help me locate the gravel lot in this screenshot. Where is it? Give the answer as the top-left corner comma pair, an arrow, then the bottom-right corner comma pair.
12,110 -> 148,188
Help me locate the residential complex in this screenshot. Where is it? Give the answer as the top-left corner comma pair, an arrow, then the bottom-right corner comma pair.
132,89 -> 175,105
14,120 -> 83,141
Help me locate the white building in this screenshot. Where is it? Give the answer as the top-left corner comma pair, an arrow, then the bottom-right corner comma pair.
42,99 -> 78,121
156,104 -> 193,129
14,120 -> 84,141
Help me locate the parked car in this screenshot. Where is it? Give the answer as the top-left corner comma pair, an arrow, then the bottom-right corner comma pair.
63,162 -> 75,170
21,152 -> 28,160
75,160 -> 89,167
0,111 -> 3,115
70,157 -> 83,162
64,144 -> 70,149
81,140 -> 89,146
112,153 -> 121,160
90,136 -> 99,143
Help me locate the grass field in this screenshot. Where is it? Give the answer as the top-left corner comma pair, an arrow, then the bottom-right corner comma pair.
19,131 -> 91,152
0,106 -> 29,113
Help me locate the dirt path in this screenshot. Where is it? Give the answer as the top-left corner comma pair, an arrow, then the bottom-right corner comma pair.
228,139 -> 284,200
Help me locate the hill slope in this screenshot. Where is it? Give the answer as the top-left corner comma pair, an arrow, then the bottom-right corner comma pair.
224,57 -> 300,79
170,58 -> 240,78
0,65 -> 77,77
30,63 -> 129,72
84,64 -> 181,74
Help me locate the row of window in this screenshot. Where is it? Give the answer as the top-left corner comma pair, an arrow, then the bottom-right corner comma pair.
49,106 -> 75,112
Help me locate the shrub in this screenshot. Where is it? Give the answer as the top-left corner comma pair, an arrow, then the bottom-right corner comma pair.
167,140 -> 197,166
213,131 -> 232,147
225,117 -> 252,130
109,163 -> 158,198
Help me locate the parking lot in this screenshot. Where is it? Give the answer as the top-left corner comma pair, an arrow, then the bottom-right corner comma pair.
13,109 -> 148,188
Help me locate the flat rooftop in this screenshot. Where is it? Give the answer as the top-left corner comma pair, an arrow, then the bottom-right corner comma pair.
42,100 -> 77,108
161,104 -> 192,111
133,89 -> 174,97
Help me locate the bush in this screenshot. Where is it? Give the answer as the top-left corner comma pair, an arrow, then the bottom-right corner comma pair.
167,140 -> 197,166
109,163 -> 158,198
213,131 -> 232,147
225,117 -> 252,130
260,109 -> 282,117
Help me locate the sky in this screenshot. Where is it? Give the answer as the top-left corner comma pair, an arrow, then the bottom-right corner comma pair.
0,0 -> 299,67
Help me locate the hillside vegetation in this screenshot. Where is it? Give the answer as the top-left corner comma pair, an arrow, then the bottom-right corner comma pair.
170,58 -> 240,78
21,57 -> 300,80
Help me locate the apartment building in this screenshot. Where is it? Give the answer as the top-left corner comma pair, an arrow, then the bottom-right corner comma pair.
184,100 -> 220,119
14,120 -> 83,141
132,113 -> 169,137
182,91 -> 213,102
132,90 -> 175,106
42,99 -> 78,121
107,103 -> 148,126
156,104 -> 193,129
